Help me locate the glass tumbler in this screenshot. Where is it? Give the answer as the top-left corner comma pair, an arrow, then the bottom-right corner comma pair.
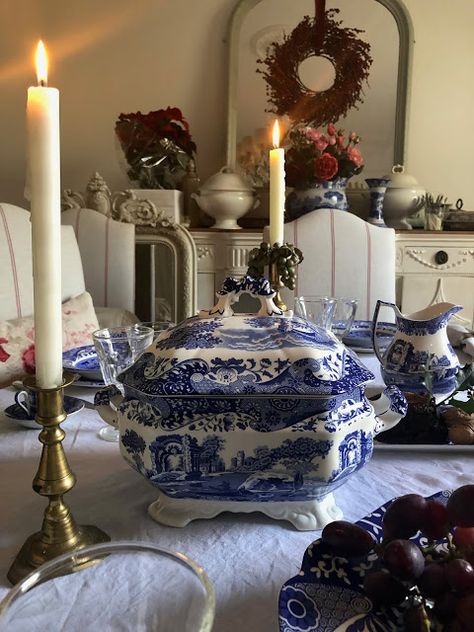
0,541 -> 215,632
331,298 -> 358,340
294,296 -> 337,330
93,324 -> 154,441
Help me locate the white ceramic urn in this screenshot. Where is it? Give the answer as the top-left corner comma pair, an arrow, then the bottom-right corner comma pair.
191,167 -> 259,230
382,165 -> 425,229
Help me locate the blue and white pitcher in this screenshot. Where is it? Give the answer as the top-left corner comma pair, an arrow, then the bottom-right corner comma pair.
372,300 -> 462,399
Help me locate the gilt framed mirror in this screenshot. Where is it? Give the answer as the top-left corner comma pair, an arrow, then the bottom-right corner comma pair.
226,0 -> 414,181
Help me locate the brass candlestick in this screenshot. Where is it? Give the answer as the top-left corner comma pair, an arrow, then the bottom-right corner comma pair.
7,372 -> 110,584
269,261 -> 288,312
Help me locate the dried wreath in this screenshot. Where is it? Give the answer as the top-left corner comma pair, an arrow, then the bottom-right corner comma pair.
257,2 -> 373,126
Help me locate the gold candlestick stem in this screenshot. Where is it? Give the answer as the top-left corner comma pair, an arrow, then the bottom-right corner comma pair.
269,261 -> 288,312
7,372 -> 109,584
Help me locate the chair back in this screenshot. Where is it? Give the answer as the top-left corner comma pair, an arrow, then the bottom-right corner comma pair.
284,209 -> 396,320
62,208 -> 135,313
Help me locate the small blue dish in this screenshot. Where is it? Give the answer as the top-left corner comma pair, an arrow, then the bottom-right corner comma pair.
4,395 -> 85,429
343,320 -> 396,352
63,345 -> 102,380
278,490 -> 450,631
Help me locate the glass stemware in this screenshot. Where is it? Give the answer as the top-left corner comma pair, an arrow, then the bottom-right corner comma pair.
331,298 -> 359,340
0,541 -> 215,632
93,325 -> 154,441
294,296 -> 336,330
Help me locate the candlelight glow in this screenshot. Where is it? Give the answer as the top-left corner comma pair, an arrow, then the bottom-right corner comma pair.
272,119 -> 280,149
35,40 -> 48,85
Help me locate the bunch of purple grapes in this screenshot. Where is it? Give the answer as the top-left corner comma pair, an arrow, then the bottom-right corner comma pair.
321,485 -> 474,631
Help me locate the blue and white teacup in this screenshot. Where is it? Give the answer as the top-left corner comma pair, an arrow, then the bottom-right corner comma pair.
14,388 -> 38,418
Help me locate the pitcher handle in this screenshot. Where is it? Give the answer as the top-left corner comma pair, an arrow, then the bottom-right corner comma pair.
371,386 -> 408,434
94,385 -> 123,428
372,300 -> 397,364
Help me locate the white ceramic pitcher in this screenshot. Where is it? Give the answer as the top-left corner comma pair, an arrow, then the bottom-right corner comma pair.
372,300 -> 462,399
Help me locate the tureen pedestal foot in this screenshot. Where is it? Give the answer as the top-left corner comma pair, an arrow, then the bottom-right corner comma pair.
148,492 -> 343,531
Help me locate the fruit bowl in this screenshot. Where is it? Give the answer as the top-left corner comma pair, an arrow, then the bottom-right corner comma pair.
279,490 -> 452,631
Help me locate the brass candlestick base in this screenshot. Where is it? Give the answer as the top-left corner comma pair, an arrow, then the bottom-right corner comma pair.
7,372 -> 110,585
269,261 -> 288,312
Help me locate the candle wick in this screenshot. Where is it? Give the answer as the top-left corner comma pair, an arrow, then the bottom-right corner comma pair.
39,79 -> 47,87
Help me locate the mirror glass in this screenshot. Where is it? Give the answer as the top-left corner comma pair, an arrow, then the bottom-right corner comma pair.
229,0 -> 409,182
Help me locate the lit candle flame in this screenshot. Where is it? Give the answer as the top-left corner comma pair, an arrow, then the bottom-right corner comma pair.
35,40 -> 48,86
272,120 -> 280,149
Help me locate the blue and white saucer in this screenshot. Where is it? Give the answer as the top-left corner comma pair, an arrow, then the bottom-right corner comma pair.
343,320 -> 396,353
278,490 -> 450,631
63,345 -> 102,380
4,395 -> 85,429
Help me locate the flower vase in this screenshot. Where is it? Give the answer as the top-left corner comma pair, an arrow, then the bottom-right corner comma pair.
365,178 -> 391,227
285,177 -> 349,222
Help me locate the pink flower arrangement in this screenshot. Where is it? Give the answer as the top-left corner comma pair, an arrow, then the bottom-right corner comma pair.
284,123 -> 364,188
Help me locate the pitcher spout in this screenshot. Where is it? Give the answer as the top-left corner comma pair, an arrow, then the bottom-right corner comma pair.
404,302 -> 462,323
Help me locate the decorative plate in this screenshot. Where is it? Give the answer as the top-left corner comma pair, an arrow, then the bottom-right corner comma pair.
72,376 -> 105,389
63,345 -> 102,380
278,490 -> 450,632
4,395 -> 84,429
343,321 -> 396,353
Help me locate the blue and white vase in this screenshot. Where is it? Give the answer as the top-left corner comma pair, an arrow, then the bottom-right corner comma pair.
365,178 -> 390,227
285,177 -> 349,222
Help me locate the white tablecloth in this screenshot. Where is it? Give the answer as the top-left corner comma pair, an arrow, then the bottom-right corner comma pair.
0,357 -> 472,631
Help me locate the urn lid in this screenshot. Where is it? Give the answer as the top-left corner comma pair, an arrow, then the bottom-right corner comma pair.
119,276 -> 373,398
385,164 -> 420,189
200,166 -> 253,193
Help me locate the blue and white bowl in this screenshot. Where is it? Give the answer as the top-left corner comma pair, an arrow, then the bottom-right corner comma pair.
96,276 -> 407,530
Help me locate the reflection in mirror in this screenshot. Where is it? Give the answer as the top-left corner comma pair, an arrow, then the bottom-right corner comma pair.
227,0 -> 413,182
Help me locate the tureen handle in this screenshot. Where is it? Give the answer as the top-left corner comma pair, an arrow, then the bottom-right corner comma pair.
199,275 -> 286,319
371,385 -> 408,434
94,384 -> 123,429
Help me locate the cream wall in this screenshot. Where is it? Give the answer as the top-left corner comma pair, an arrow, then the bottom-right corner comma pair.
0,0 -> 473,209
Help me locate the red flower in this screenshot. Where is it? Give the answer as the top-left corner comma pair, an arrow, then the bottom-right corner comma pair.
0,338 -> 10,363
314,153 -> 338,181
22,344 -> 36,374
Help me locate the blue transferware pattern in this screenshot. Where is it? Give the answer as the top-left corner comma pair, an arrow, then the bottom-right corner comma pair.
95,276 -> 407,526
4,395 -> 84,429
63,345 -> 102,379
279,490 -> 451,631
286,178 -> 349,222
365,178 -> 390,227
373,300 -> 462,399
343,320 -> 396,351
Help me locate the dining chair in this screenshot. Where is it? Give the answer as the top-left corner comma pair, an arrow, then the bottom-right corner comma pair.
0,203 -> 85,321
283,208 -> 396,320
61,207 -> 136,315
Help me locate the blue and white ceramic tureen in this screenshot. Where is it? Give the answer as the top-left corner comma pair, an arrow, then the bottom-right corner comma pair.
96,276 -> 407,530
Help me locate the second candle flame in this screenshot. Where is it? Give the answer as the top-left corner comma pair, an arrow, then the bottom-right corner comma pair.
35,40 -> 48,86
272,120 -> 280,149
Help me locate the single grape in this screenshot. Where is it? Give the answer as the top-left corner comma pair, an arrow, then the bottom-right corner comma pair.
382,494 -> 427,540
445,558 -> 474,593
453,526 -> 474,550
363,570 -> 407,607
420,499 -> 450,540
447,485 -> 474,527
382,539 -> 425,581
321,520 -> 376,557
418,562 -> 449,598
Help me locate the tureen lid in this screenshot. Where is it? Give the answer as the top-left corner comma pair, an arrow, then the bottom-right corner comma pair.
200,166 -> 253,193
119,276 -> 373,398
385,164 -> 420,188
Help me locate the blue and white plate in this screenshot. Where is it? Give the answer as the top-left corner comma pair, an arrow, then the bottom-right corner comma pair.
63,345 -> 102,380
4,395 -> 85,430
343,320 -> 396,353
278,490 -> 450,632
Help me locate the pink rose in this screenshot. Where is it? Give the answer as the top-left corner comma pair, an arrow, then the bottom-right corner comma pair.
327,123 -> 336,136
0,338 -> 10,363
22,344 -> 36,374
347,147 -> 363,167
328,135 -> 336,145
349,131 -> 359,142
304,128 -> 321,142
314,153 -> 338,181
314,136 -> 329,151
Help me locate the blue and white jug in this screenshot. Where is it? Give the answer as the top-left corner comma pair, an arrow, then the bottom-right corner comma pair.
372,300 -> 462,399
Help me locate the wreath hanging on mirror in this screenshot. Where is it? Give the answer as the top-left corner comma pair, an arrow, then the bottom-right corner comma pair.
257,1 -> 373,125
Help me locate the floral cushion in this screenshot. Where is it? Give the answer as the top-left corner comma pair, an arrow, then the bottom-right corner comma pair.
0,292 -> 99,387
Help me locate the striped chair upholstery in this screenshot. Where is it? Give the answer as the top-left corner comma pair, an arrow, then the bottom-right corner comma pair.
0,204 -> 85,321
61,208 -> 135,314
283,209 -> 396,320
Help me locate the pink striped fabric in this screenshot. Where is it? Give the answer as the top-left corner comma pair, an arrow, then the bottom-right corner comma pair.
0,205 -> 22,318
330,210 -> 336,296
